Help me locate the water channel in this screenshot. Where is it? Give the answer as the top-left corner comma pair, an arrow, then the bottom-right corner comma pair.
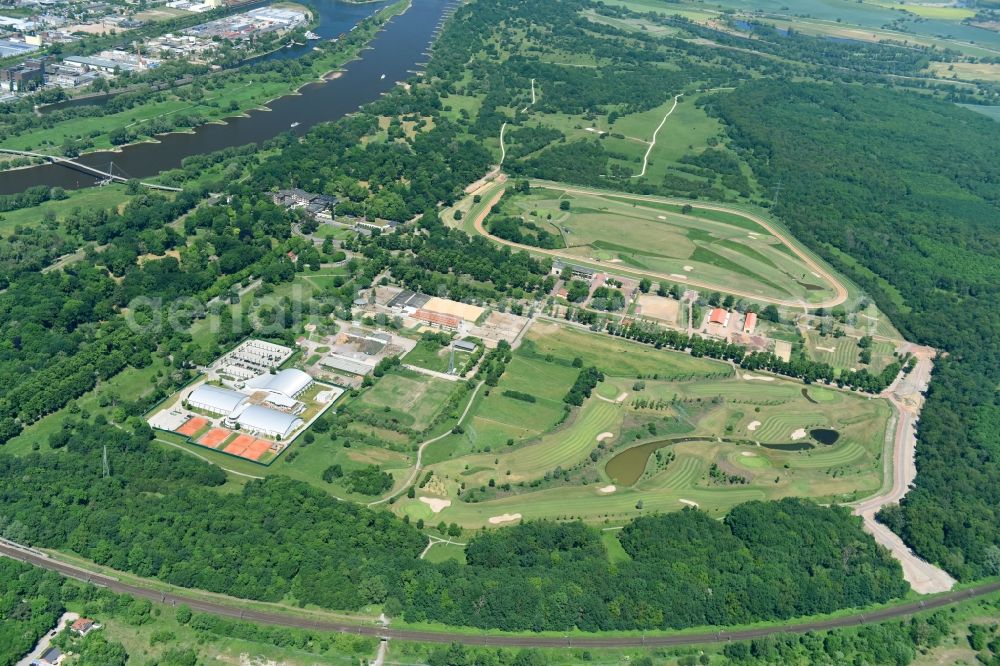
0,0 -> 457,194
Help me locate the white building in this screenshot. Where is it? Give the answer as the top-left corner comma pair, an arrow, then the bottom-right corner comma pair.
244,368 -> 313,399
187,384 -> 247,415
226,404 -> 302,439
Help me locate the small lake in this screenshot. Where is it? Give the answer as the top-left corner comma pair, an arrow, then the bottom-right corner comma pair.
605,437 -> 715,487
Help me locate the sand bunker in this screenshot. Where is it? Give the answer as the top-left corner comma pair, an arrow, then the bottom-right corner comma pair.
815,346 -> 836,353
683,265 -> 694,272
670,273 -> 688,280
304,323 -> 317,332
741,451 -> 758,457
679,499 -> 699,507
743,374 -> 775,382
598,485 -> 617,494
747,420 -> 761,432
657,215 -> 666,220
596,432 -> 614,442
790,428 -> 807,441
488,513 -> 522,525
420,497 -> 451,513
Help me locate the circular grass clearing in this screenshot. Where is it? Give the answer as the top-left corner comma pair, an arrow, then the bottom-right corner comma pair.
596,380 -> 624,400
731,451 -> 772,469
402,500 -> 433,520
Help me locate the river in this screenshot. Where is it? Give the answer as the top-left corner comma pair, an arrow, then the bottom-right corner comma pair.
0,0 -> 456,194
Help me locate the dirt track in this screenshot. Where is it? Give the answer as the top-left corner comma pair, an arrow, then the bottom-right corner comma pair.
850,348 -> 956,594
470,182 -> 849,310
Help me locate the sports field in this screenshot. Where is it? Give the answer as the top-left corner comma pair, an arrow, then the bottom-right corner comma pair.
482,184 -> 845,305
391,322 -> 891,527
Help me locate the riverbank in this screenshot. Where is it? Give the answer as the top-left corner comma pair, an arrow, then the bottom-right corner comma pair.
0,0 -> 406,167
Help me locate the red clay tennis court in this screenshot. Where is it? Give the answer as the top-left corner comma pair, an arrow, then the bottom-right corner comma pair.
176,417 -> 208,437
197,427 -> 231,449
223,436 -> 251,456
243,439 -> 273,461
225,433 -> 255,453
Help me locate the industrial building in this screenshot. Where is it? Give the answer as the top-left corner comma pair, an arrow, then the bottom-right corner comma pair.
0,59 -> 44,92
0,39 -> 37,59
63,50 -> 160,74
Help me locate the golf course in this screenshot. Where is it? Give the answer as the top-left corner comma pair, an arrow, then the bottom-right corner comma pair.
392,322 -> 892,528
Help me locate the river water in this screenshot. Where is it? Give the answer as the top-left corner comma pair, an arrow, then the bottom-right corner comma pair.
0,0 -> 455,194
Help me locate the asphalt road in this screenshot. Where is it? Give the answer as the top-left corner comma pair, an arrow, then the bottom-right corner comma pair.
3,542 -> 999,648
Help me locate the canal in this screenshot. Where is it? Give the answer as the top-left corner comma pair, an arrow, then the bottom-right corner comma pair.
0,0 -> 456,194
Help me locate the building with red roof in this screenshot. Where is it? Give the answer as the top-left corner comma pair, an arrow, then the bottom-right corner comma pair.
743,311 -> 758,335
709,308 -> 729,327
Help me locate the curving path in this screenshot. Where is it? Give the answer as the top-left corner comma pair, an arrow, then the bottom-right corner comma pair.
1,540 -> 997,648
632,94 -> 681,178
471,182 -> 849,310
368,381 -> 483,507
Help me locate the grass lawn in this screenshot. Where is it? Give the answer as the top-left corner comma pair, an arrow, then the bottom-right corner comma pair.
524,322 -> 731,379
422,541 -> 467,564
404,338 -> 470,373
4,357 -> 171,454
345,369 -> 456,432
0,184 -> 133,233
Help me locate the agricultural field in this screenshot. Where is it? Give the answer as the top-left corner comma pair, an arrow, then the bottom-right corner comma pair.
484,184 -> 843,304
605,0 -> 1000,58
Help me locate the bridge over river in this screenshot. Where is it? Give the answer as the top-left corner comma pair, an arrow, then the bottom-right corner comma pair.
0,149 -> 181,192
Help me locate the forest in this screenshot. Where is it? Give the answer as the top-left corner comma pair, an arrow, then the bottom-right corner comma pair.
705,81 -> 1000,580
0,559 -> 65,666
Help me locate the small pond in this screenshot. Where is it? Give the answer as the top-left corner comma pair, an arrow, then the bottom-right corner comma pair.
810,428 -> 841,446
761,442 -> 814,452
604,437 -> 715,487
